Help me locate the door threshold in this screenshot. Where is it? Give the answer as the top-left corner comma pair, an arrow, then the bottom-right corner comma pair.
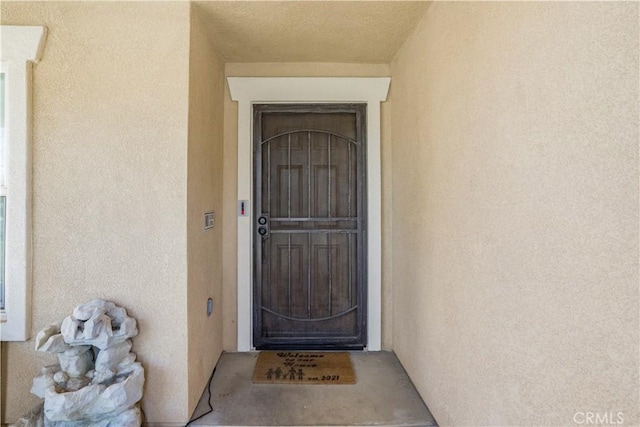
255,344 -> 365,351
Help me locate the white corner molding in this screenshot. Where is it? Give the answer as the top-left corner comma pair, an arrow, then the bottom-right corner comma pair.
227,77 -> 390,351
0,26 -> 47,341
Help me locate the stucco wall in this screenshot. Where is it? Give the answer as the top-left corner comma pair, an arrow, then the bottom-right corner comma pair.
186,7 -> 225,416
390,2 -> 639,426
222,62 -> 393,351
0,2 -> 192,423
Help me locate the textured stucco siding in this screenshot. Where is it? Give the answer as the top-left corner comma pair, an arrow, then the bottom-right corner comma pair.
390,2 -> 639,425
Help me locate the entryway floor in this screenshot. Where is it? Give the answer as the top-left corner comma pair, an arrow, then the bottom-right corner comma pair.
188,351 -> 438,426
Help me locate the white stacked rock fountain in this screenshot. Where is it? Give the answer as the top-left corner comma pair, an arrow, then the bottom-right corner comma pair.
13,299 -> 145,426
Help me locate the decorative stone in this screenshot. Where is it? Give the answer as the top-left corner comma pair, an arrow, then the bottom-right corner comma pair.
108,306 -> 126,325
31,365 -> 60,399
92,368 -> 116,385
38,333 -> 69,353
43,384 -> 103,421
43,362 -> 144,421
53,371 -> 69,385
97,362 -> 144,410
61,300 -> 138,349
34,324 -> 68,353
73,299 -> 116,321
18,299 -> 145,426
57,345 -> 93,378
60,317 -> 82,342
116,353 -> 137,371
83,314 -> 113,342
115,316 -> 138,340
95,340 -> 132,372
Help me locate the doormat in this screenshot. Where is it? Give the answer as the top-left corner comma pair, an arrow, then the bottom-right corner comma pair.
252,351 -> 356,385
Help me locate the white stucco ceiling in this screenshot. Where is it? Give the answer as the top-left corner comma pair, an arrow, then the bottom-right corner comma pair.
193,1 -> 431,63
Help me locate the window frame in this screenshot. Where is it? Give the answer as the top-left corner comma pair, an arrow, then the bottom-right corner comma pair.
1,71 -> 6,313
0,25 -> 47,341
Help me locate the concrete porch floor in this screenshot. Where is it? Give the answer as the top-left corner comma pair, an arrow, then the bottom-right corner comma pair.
188,351 -> 438,426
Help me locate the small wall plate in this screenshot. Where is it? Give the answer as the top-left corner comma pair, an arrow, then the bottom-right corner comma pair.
204,212 -> 215,230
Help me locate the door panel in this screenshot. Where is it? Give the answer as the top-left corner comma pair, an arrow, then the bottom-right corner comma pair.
254,104 -> 367,349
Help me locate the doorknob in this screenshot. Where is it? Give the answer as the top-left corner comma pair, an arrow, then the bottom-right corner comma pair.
257,215 -> 269,237
258,215 -> 270,265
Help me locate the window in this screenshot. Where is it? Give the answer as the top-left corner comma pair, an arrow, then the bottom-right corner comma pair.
0,26 -> 47,340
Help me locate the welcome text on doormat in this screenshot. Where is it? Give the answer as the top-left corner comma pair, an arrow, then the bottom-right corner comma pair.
252,351 -> 356,384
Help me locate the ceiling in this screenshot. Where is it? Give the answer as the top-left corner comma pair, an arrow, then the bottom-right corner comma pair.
193,1 -> 431,63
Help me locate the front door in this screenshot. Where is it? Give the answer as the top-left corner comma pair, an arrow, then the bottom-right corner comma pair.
253,104 -> 367,349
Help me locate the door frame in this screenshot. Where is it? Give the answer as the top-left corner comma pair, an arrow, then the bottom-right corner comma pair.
228,77 -> 390,351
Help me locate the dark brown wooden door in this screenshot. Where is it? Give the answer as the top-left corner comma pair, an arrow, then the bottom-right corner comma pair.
253,104 -> 367,349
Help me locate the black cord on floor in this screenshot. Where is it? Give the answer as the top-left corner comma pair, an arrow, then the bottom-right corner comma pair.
184,366 -> 217,426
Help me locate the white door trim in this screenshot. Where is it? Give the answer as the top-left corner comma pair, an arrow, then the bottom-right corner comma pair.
228,77 -> 390,351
